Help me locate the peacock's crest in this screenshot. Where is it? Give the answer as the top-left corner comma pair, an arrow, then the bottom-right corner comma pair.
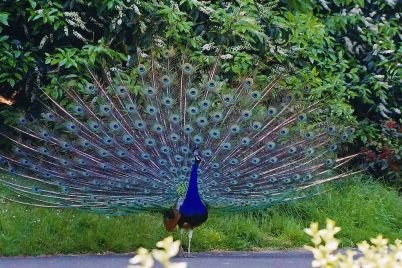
0,47 -> 360,213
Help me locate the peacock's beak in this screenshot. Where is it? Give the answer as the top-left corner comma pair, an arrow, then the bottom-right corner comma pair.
193,149 -> 202,164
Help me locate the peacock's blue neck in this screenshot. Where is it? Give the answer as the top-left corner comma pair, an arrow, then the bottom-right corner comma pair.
179,161 -> 207,216
185,161 -> 200,200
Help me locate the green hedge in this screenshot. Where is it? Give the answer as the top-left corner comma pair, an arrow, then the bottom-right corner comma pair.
0,0 -> 400,182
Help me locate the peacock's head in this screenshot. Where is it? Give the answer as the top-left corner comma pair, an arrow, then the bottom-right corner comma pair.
193,148 -> 202,164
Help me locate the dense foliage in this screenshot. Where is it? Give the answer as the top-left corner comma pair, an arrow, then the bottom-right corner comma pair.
0,0 -> 400,183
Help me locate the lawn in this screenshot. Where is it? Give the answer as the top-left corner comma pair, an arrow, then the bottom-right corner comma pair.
0,175 -> 400,256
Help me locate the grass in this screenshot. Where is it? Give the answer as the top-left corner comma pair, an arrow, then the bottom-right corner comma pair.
0,176 -> 401,256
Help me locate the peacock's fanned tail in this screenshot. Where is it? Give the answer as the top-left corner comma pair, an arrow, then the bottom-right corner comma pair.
0,48 -> 360,213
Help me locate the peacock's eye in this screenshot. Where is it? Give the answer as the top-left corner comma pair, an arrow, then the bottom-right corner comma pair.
182,63 -> 193,74
280,128 -> 289,136
298,114 -> 306,121
162,75 -> 170,84
305,132 -> 311,138
328,127 -> 334,132
137,64 -> 146,74
244,78 -> 253,87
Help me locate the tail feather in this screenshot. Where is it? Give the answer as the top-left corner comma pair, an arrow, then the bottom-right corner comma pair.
0,47 -> 359,212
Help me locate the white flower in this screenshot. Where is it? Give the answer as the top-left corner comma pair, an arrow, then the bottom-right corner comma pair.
350,6 -> 362,15
39,36 -> 48,49
318,0 -> 330,11
220,54 -> 233,60
199,6 -> 214,14
140,21 -> 147,33
73,30 -> 87,42
343,37 -> 355,54
385,0 -> 397,7
381,50 -> 395,54
202,43 -> 214,51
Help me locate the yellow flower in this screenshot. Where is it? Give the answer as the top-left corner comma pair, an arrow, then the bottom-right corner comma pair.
304,219 -> 402,268
305,222 -> 319,237
370,235 -> 388,248
128,247 -> 154,268
152,236 -> 187,268
305,222 -> 322,245
357,240 -> 370,253
155,236 -> 181,258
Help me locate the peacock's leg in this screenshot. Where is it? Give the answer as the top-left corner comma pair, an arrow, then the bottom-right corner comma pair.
188,229 -> 193,257
180,228 -> 184,242
178,228 -> 184,257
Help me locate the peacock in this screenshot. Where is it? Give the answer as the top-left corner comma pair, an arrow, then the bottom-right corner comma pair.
0,47 -> 360,255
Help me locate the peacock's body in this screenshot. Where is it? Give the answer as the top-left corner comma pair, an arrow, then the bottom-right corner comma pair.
0,47 -> 359,253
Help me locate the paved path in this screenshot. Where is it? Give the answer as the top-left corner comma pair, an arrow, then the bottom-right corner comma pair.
0,251 -> 313,268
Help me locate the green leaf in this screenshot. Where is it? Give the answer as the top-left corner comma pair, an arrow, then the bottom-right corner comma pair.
28,0 -> 37,8
0,35 -> 9,42
0,12 -> 9,26
7,78 -> 15,87
59,59 -> 67,66
15,73 -> 22,80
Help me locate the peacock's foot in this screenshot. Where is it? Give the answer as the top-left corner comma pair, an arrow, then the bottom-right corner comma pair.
185,253 -> 195,258
178,246 -> 185,257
